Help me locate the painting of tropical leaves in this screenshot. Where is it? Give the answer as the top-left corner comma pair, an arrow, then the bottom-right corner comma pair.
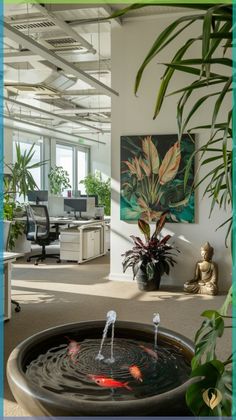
120,134 -> 195,223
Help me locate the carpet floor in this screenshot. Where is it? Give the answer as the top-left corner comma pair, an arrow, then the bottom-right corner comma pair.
4,253 -> 231,416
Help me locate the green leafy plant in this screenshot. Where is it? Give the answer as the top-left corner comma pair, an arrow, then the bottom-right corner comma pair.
48,166 -> 71,195
111,3 -> 232,242
4,143 -> 46,249
6,142 -> 46,199
80,172 -> 111,215
122,213 -> 179,283
109,4 -> 232,415
186,286 -> 232,416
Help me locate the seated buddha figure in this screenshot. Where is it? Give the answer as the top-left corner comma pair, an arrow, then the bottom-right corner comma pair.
184,242 -> 218,296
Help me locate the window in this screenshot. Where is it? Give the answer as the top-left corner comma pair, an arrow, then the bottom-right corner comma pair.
56,144 -> 73,197
13,138 -> 42,190
56,142 -> 90,196
77,150 -> 88,194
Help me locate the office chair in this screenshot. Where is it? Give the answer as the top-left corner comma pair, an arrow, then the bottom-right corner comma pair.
26,204 -> 61,266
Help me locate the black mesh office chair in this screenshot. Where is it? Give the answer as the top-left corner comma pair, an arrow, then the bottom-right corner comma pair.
26,205 -> 61,265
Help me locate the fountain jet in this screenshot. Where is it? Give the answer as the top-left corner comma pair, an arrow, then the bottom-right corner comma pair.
96,310 -> 117,363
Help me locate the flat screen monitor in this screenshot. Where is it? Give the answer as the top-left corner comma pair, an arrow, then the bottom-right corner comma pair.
72,190 -> 81,198
64,198 -> 87,219
80,194 -> 98,206
28,190 -> 48,204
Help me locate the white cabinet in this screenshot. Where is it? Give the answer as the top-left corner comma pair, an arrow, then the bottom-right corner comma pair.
83,229 -> 101,259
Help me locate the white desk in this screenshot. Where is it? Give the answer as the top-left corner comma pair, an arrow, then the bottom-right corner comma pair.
3,252 -> 22,321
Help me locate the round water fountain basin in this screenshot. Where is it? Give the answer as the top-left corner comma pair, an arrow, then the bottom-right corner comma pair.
7,321 -> 194,416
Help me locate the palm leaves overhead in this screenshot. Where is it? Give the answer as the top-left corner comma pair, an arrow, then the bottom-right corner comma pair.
113,4 -> 232,240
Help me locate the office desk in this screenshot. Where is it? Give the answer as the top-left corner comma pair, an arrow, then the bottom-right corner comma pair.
3,252 -> 22,321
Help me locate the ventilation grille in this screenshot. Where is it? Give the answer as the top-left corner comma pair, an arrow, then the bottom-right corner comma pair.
46,38 -> 78,46
45,37 -> 85,51
4,85 -> 56,94
13,21 -> 56,31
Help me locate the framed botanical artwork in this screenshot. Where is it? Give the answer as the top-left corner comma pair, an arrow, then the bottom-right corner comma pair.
120,134 -> 195,223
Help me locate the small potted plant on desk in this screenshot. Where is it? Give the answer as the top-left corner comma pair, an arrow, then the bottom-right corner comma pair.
122,213 -> 179,291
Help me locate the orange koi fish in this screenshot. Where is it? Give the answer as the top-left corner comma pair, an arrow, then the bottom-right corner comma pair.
140,345 -> 158,360
89,375 -> 132,391
129,365 -> 143,382
65,336 -> 81,361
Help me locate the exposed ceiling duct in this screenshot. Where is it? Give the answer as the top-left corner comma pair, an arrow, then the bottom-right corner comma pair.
4,22 -> 118,97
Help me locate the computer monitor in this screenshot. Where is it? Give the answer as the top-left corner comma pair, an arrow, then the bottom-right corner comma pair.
72,190 -> 81,198
80,194 -> 99,206
64,198 -> 87,219
28,190 -> 48,204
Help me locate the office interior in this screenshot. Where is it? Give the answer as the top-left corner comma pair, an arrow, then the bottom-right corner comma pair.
3,3 -> 232,417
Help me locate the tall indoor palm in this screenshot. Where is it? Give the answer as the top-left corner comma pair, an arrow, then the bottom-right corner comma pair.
112,3 -> 232,243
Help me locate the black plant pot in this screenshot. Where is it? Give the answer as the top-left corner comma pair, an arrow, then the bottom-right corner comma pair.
135,267 -> 161,291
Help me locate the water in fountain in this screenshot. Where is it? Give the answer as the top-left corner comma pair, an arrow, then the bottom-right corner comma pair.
153,313 -> 160,351
96,310 -> 117,363
25,311 -> 191,402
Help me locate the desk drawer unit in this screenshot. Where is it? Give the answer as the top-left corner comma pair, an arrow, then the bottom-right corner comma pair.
59,229 -> 80,261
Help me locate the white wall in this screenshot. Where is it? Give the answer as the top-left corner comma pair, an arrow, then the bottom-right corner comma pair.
110,15 -> 231,291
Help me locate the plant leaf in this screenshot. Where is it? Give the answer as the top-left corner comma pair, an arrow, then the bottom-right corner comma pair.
159,142 -> 181,185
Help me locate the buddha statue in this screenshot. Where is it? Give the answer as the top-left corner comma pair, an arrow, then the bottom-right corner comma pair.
184,242 -> 218,296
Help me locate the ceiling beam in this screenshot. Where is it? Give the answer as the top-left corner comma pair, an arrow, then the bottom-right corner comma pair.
56,107 -> 110,114
4,22 -> 119,97
4,116 -> 106,145
4,96 -> 104,133
33,3 -> 96,54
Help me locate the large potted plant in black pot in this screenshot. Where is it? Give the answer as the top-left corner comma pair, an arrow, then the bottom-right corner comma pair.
122,213 -> 178,291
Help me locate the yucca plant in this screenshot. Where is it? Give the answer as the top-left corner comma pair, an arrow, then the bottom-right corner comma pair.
5,143 -> 46,199
111,3 -> 232,244
122,212 -> 179,291
4,143 -> 46,249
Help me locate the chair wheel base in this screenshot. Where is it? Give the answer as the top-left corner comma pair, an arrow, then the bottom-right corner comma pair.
15,306 -> 21,313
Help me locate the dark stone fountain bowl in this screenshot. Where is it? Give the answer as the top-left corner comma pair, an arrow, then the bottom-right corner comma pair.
7,321 -> 194,416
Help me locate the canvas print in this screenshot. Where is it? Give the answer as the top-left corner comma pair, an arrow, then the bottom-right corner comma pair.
120,134 -> 195,223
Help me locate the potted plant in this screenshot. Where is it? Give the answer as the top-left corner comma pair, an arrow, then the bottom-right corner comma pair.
122,213 -> 179,291
80,172 -> 111,215
48,166 -> 71,196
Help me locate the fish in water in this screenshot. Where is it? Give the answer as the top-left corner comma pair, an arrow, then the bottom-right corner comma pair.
65,336 -> 81,361
140,345 -> 158,360
129,365 -> 143,382
89,375 -> 132,391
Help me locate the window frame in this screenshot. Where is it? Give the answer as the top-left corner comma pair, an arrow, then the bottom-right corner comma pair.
55,141 -> 90,193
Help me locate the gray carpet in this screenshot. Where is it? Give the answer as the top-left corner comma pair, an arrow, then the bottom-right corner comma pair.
4,253 -> 231,416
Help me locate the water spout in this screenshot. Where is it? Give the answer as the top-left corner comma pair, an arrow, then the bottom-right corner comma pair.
153,313 -> 160,351
96,310 -> 117,363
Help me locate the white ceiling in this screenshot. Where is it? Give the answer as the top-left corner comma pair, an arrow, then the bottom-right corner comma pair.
3,3 -> 190,145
